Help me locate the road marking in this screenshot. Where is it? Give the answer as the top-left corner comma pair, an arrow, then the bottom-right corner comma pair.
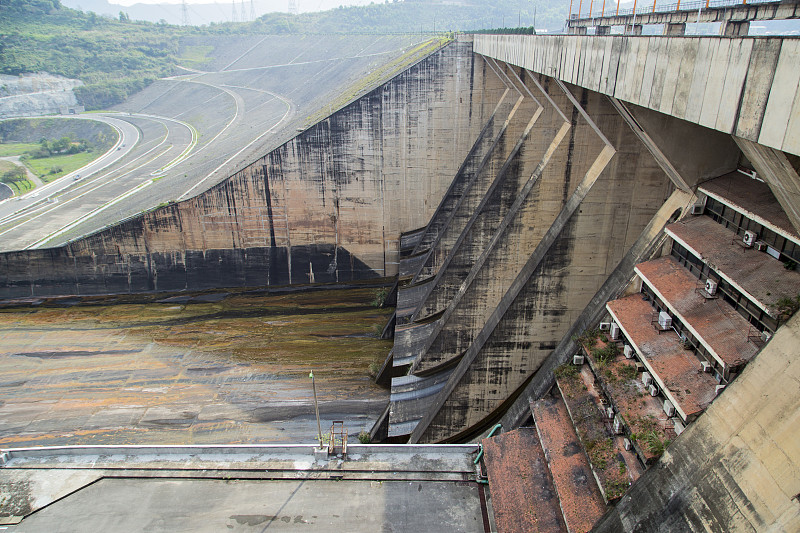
177,86 -> 294,201
26,180 -> 154,249
0,148 -> 170,241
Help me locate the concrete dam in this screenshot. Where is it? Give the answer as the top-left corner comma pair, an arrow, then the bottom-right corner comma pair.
2,22 -> 800,532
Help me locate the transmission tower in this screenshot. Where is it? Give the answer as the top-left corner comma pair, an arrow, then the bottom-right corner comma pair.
231,0 -> 238,22
250,0 -> 256,21
288,0 -> 298,15
240,0 -> 247,22
181,0 -> 190,26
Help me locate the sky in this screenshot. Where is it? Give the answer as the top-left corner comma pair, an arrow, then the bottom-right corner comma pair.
113,0 -> 374,7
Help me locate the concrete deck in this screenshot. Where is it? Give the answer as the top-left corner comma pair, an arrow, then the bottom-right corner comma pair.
636,256 -> 759,369
555,366 -> 642,502
0,444 -> 486,532
482,428 -> 566,533
607,295 -> 718,423
581,344 -> 673,465
531,396 -> 607,533
700,172 -> 800,241
667,216 -> 800,317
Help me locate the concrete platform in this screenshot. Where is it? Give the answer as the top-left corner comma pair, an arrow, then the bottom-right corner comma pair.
531,396 -> 607,533
700,173 -> 798,240
607,295 -> 718,423
0,444 -> 486,532
636,256 -> 759,370
482,428 -> 566,533
666,216 -> 800,318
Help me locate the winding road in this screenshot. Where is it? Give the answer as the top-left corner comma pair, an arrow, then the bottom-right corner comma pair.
0,34 -> 427,253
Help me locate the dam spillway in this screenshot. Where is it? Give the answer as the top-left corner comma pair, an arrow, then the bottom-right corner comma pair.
1,29 -> 799,531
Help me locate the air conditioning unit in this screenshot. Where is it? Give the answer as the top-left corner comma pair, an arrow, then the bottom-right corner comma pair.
573,354 -> 585,365
715,384 -> 726,396
609,323 -> 620,340
755,241 -> 768,252
673,418 -> 685,435
599,322 -> 611,331
663,399 -> 676,417
613,415 -> 624,435
705,279 -> 717,296
761,330 -> 772,343
623,437 -> 632,451
606,406 -> 615,419
658,311 -> 672,329
743,230 -> 757,247
690,203 -> 704,215
649,384 -> 659,397
701,361 -> 712,373
642,372 -> 653,386
623,344 -> 634,358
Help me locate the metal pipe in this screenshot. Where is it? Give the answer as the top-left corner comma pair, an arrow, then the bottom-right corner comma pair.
474,446 -> 484,464
578,0 -> 583,17
602,0 -> 606,16
617,0 -> 620,16
677,0 -> 681,9
569,0 -> 574,18
590,0 -> 594,17
652,0 -> 656,13
487,423 -> 503,438
310,370 -> 323,448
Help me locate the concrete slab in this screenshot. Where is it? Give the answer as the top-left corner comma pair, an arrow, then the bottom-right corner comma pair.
0,444 -> 483,532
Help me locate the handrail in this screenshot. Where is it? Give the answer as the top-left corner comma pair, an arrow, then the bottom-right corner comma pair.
571,0 -> 774,21
472,423 -> 503,465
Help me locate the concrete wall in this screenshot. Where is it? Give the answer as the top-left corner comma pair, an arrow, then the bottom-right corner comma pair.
0,42 -> 495,298
403,75 -> 675,444
474,35 -> 800,157
593,312 -> 800,532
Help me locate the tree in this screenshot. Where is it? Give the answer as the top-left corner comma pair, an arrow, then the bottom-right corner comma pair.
119,11 -> 129,22
1,166 -> 27,184
39,137 -> 51,156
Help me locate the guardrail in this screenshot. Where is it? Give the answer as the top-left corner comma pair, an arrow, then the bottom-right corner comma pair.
569,0 -> 777,22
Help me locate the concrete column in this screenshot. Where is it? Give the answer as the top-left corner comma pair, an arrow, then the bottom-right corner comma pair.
596,25 -> 611,35
569,26 -> 588,35
663,22 -> 686,36
626,24 -> 643,35
734,136 -> 800,236
721,20 -> 750,37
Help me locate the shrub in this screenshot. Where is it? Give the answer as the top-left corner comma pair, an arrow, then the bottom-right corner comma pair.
371,288 -> 388,308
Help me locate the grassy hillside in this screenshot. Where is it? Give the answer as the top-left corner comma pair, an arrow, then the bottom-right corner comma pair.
0,0 -> 192,109
0,0 -> 569,111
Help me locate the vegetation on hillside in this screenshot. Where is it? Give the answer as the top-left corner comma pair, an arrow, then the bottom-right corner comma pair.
0,0 -> 569,111
250,1 -> 568,35
0,116 -> 118,183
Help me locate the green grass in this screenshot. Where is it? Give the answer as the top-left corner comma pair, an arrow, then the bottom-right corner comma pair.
24,150 -> 102,183
7,179 -> 34,195
178,45 -> 214,69
0,160 -> 34,195
0,143 -> 41,157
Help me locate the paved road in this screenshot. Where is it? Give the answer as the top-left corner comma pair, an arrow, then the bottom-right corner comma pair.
0,35 -> 428,252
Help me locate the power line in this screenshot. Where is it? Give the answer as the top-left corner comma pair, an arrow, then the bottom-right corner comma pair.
181,0 -> 190,25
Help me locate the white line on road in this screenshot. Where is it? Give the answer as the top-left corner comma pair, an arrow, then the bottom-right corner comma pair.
27,180 -> 154,249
